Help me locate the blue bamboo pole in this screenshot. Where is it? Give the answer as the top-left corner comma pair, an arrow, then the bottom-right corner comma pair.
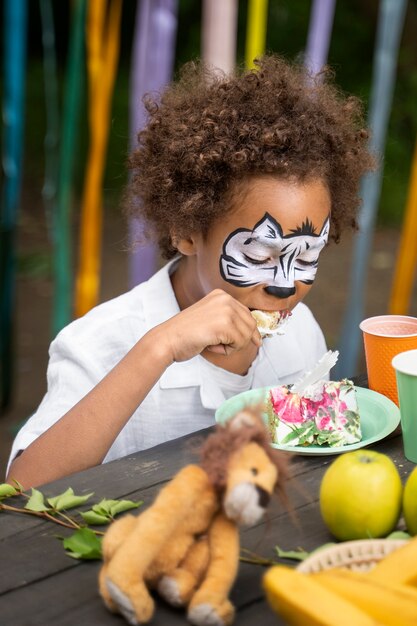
334,0 -> 408,378
0,0 -> 28,409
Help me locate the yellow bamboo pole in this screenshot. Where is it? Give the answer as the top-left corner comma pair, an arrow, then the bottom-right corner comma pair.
75,0 -> 122,318
245,0 -> 268,69
389,138 -> 417,314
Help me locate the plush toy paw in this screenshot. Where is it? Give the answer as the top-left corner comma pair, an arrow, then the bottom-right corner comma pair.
187,598 -> 235,626
105,579 -> 155,625
99,566 -> 119,613
157,569 -> 197,607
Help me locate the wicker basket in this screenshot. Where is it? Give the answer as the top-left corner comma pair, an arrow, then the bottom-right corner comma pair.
297,539 -> 407,574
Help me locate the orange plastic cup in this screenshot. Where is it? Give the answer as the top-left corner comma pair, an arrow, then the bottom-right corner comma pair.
360,315 -> 417,405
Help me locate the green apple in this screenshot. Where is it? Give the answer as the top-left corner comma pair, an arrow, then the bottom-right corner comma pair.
403,466 -> 417,535
319,450 -> 403,541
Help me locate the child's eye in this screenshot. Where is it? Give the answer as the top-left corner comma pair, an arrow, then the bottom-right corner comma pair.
243,254 -> 269,265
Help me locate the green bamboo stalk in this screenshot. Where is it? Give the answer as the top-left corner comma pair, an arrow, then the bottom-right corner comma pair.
52,0 -> 86,337
0,0 -> 28,409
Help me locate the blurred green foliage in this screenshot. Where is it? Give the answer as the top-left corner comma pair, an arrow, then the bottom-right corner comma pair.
20,0 -> 417,227
17,251 -> 52,279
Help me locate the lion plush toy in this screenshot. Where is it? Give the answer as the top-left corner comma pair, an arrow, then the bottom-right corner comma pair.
99,408 -> 288,626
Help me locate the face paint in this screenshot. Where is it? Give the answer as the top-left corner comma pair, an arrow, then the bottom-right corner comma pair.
219,212 -> 329,290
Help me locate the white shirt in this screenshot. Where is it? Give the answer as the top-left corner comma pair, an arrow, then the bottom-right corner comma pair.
8,259 -> 327,472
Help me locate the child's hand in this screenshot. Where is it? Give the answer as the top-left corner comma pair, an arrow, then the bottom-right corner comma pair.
155,289 -> 262,363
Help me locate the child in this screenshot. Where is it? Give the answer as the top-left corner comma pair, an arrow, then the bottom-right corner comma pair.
7,55 -> 374,487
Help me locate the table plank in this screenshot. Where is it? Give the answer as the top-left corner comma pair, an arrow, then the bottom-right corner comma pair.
0,558 -> 284,626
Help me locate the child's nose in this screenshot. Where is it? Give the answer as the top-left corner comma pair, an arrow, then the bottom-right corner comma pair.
264,286 -> 296,299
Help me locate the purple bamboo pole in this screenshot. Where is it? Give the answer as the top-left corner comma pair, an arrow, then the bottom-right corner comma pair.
128,0 -> 178,288
304,0 -> 336,75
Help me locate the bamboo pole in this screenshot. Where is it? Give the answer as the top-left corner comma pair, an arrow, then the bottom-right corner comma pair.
75,0 -> 122,317
128,0 -> 178,288
52,0 -> 86,335
245,0 -> 268,69
0,0 -> 28,408
389,138 -> 417,314
304,0 -> 336,76
202,0 -> 238,74
335,0 -> 408,378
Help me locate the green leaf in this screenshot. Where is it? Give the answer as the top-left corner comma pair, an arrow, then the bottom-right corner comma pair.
274,545 -> 310,561
80,510 -> 111,525
386,530 -> 411,540
109,499 -> 143,517
92,498 -> 119,516
25,488 -> 50,512
0,484 -> 18,498
92,498 -> 142,518
297,423 -> 316,445
281,429 -> 303,444
47,488 -> 94,511
62,528 -> 102,560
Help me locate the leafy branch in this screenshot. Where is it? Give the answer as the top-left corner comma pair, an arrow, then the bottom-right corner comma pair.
0,481 -> 143,560
239,545 -> 309,566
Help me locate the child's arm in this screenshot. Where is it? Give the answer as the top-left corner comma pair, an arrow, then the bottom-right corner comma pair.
6,330 -> 172,488
7,289 -> 260,489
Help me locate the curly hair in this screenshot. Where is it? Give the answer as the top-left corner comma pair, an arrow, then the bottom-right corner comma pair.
125,54 -> 375,259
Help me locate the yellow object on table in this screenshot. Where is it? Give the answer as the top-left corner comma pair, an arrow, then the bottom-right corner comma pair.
264,538 -> 417,625
313,567 -> 417,626
263,565 -> 378,626
368,534 -> 417,586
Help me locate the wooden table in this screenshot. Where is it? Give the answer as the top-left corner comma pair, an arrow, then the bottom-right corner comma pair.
0,423 -> 414,626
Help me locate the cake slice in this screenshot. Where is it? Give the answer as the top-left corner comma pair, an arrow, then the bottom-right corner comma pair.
250,309 -> 291,337
266,379 -> 362,447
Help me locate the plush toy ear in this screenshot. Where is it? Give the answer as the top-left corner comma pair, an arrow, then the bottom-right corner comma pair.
228,409 -> 258,432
